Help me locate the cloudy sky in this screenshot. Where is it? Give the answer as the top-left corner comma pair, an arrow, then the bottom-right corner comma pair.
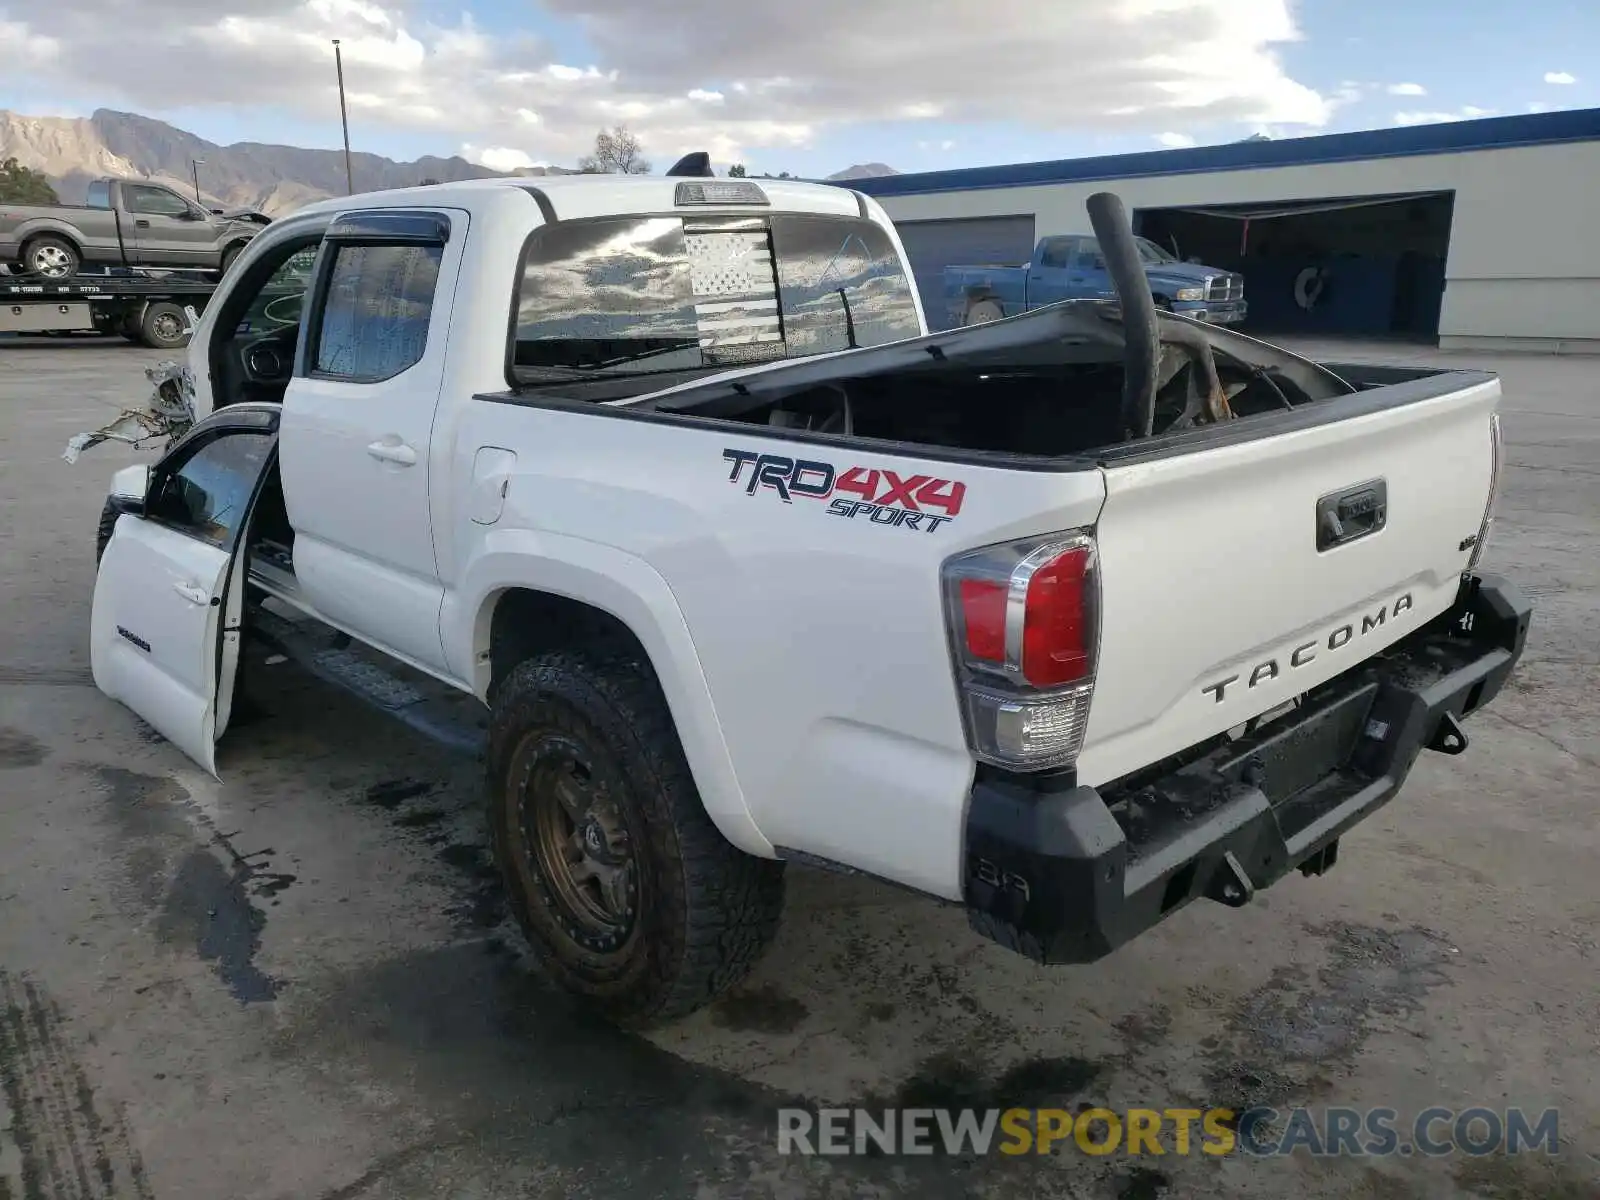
1,0 -> 1593,175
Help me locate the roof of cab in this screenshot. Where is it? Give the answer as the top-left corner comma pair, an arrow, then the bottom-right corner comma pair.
291,173 -> 871,224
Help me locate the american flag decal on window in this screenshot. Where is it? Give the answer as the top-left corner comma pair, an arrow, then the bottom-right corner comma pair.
685,227 -> 782,361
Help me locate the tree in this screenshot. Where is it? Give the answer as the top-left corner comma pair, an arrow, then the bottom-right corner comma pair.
0,157 -> 58,205
727,164 -> 747,177
578,125 -> 651,175
416,177 -> 442,186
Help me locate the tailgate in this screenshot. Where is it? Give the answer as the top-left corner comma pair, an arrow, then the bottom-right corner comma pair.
1076,370 -> 1500,787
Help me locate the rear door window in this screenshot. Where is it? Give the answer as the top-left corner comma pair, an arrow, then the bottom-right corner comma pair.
311,242 -> 444,382
1038,238 -> 1075,269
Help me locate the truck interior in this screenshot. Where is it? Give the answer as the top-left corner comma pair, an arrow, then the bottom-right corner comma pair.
206,232 -> 324,410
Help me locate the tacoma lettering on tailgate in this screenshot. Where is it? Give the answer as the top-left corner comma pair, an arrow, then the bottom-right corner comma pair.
722,448 -> 966,534
1202,592 -> 1415,704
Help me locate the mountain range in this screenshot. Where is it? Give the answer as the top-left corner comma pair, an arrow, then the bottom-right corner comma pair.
0,108 -> 898,216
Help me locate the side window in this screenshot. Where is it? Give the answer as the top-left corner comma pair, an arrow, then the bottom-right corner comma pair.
147,431 -> 274,552
311,242 -> 443,382
1075,239 -> 1108,272
126,186 -> 192,217
236,245 -> 319,336
87,181 -> 110,210
1039,238 -> 1074,269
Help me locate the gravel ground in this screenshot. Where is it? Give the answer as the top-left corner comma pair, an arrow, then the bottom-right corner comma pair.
0,334 -> 1596,1199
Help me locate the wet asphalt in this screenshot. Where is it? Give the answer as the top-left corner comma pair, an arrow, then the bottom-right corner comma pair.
0,334 -> 1596,1199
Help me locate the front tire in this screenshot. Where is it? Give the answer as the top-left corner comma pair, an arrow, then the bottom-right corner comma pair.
487,650 -> 785,1027
95,497 -> 119,565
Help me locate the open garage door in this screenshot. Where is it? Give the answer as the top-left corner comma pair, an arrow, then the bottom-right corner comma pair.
893,215 -> 1036,330
1136,192 -> 1455,339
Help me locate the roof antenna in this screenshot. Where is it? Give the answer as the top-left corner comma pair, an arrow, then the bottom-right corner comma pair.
666,152 -> 715,178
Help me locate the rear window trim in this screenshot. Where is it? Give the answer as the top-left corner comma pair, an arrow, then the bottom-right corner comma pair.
500,209 -> 916,393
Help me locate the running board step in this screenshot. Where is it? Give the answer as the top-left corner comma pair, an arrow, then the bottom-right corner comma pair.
250,607 -> 487,758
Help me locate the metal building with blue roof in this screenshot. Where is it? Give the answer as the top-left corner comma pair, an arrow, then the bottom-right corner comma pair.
851,108 -> 1600,351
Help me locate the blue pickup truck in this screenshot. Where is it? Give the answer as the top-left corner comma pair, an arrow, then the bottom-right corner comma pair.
945,233 -> 1246,328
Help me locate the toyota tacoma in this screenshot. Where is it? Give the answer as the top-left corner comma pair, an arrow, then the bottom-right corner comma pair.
72,169 -> 1529,1027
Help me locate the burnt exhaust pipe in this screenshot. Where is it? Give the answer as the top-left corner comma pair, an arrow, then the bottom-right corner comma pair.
1086,191 -> 1161,440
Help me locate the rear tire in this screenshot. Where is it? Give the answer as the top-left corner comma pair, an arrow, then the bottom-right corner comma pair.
139,301 -> 190,350
964,299 -> 1004,325
22,235 -> 80,280
487,650 -> 786,1028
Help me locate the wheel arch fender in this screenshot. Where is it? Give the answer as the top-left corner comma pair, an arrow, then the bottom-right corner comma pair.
17,221 -> 84,255
443,529 -> 773,858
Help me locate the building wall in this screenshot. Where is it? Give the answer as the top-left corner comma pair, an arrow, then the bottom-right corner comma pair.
872,141 -> 1600,350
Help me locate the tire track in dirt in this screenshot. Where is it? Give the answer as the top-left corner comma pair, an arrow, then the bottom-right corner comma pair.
0,972 -> 152,1200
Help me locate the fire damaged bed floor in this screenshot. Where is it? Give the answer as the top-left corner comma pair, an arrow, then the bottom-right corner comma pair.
1,337 -> 1597,1199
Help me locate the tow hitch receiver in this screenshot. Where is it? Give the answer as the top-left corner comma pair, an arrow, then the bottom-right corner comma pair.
1427,711 -> 1470,756
1299,839 -> 1340,878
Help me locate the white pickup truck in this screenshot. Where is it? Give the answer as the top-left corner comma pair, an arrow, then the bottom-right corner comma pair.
78,167 -> 1531,1027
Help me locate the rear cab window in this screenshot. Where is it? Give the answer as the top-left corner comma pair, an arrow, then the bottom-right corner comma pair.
508,212 -> 921,386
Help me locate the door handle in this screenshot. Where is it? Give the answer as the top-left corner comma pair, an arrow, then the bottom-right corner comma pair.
135,219 -> 151,229
172,581 -> 210,606
366,440 -> 417,466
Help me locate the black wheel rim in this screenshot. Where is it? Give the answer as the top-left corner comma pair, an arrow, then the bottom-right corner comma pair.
150,312 -> 183,343
512,733 -> 639,953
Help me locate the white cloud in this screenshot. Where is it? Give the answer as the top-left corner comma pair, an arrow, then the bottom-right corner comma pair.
545,64 -> 604,82
2,15 -> 61,61
916,139 -> 958,151
1544,71 -> 1577,85
1387,82 -> 1426,96
1,0 -> 1333,167
1156,131 -> 1197,148
1393,105 -> 1499,126
464,145 -> 542,172
1527,101 -> 1551,113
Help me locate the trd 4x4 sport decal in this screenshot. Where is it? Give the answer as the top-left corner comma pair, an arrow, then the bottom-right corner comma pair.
722,448 -> 966,533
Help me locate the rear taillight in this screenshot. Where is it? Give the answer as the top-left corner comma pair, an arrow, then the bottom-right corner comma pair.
1466,410 -> 1504,573
942,533 -> 1099,771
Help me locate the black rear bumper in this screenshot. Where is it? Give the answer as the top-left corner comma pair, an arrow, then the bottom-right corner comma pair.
963,573 -> 1531,965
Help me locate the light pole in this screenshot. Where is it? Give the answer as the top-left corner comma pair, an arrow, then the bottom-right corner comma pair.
190,158 -> 205,204
332,38 -> 354,195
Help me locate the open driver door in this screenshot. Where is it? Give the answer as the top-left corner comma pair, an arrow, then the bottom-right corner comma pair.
89,406 -> 279,776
